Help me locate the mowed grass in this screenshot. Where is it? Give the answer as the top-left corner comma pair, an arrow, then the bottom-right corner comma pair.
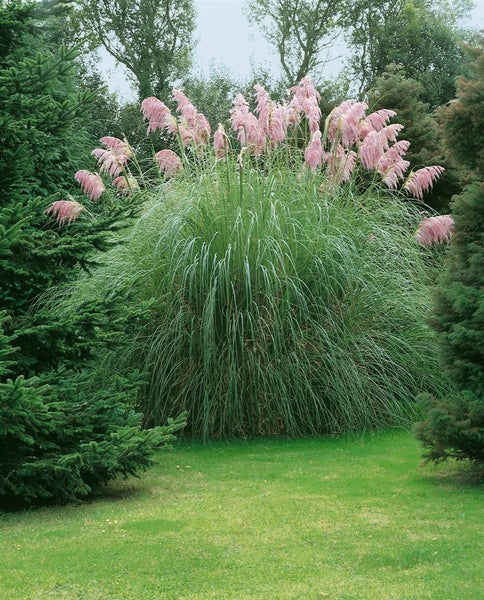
1,431 -> 482,599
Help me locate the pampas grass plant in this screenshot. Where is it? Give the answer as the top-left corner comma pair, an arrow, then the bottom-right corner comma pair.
52,78 -> 450,439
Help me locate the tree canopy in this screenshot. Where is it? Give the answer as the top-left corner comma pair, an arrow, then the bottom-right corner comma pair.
79,0 -> 196,100
344,0 -> 473,106
246,0 -> 342,86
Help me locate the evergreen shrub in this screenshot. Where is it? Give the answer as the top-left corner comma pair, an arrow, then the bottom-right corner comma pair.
0,1 -> 186,508
415,40 -> 484,464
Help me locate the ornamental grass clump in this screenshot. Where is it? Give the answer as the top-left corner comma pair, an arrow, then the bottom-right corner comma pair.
53,77 -> 450,439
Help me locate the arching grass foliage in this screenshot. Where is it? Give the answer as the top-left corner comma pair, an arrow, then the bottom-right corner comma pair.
50,78 -> 450,439
57,165 -> 445,439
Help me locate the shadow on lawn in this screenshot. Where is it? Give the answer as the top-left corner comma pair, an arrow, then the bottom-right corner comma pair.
419,460 -> 484,490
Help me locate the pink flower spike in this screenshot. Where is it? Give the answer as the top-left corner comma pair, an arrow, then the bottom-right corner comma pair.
377,140 -> 410,189
269,104 -> 290,147
254,83 -> 271,132
327,145 -> 357,184
230,93 -> 251,132
359,124 -> 403,171
91,148 -> 128,178
141,96 -> 171,134
414,215 -> 454,246
359,109 -> 397,138
172,89 -> 211,147
100,136 -> 132,157
304,130 -> 323,172
214,123 -> 229,159
112,175 -> 139,195
326,100 -> 368,148
155,149 -> 183,177
74,170 -> 105,201
403,166 -> 445,199
45,200 -> 85,225
359,131 -> 386,170
289,76 -> 321,133
194,112 -> 211,146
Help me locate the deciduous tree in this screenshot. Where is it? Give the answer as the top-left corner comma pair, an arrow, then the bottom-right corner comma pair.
80,0 -> 196,100
246,0 -> 342,86
344,0 -> 472,107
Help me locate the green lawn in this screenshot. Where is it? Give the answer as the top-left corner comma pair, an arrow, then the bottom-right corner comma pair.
1,431 -> 482,599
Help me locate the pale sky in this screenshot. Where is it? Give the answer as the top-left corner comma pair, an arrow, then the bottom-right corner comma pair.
101,0 -> 484,101
193,0 -> 277,79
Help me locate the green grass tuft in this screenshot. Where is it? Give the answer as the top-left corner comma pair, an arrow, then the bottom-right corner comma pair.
56,163 -> 449,439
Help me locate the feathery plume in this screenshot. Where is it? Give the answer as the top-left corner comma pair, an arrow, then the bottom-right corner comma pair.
377,140 -> 410,189
74,170 -> 105,201
155,149 -> 183,177
173,88 -> 211,146
254,84 -> 289,147
230,93 -> 266,154
359,124 -> 404,170
99,136 -> 132,157
327,145 -> 357,184
91,148 -> 129,178
404,166 -> 445,199
112,175 -> 139,195
359,109 -> 396,138
214,123 -> 229,159
304,130 -> 323,172
326,100 -> 368,148
141,96 -> 171,134
289,76 -> 321,133
45,200 -> 84,225
414,214 -> 454,246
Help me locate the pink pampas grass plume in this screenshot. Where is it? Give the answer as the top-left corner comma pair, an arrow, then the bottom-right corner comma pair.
359,124 -> 404,170
99,136 -> 132,157
230,94 -> 266,154
414,214 -> 454,246
91,148 -> 129,178
214,123 -> 229,159
173,88 -> 211,146
112,175 -> 139,195
289,76 -> 321,133
141,96 -> 171,134
155,149 -> 183,177
377,140 -> 410,189
404,166 -> 445,199
45,200 -> 85,225
304,130 -> 323,172
327,145 -> 357,184
74,170 -> 105,201
326,100 -> 368,148
359,109 -> 397,138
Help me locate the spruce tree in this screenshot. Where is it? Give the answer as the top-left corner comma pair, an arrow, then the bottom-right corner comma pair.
415,40 -> 484,464
0,0 -> 185,508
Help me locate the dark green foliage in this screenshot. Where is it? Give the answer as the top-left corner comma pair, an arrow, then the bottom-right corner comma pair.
438,37 -> 484,183
416,391 -> 484,463
0,0 -> 143,376
346,0 -> 470,108
0,371 -> 187,508
415,41 -> 484,464
431,182 -> 484,396
0,1 -> 185,506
